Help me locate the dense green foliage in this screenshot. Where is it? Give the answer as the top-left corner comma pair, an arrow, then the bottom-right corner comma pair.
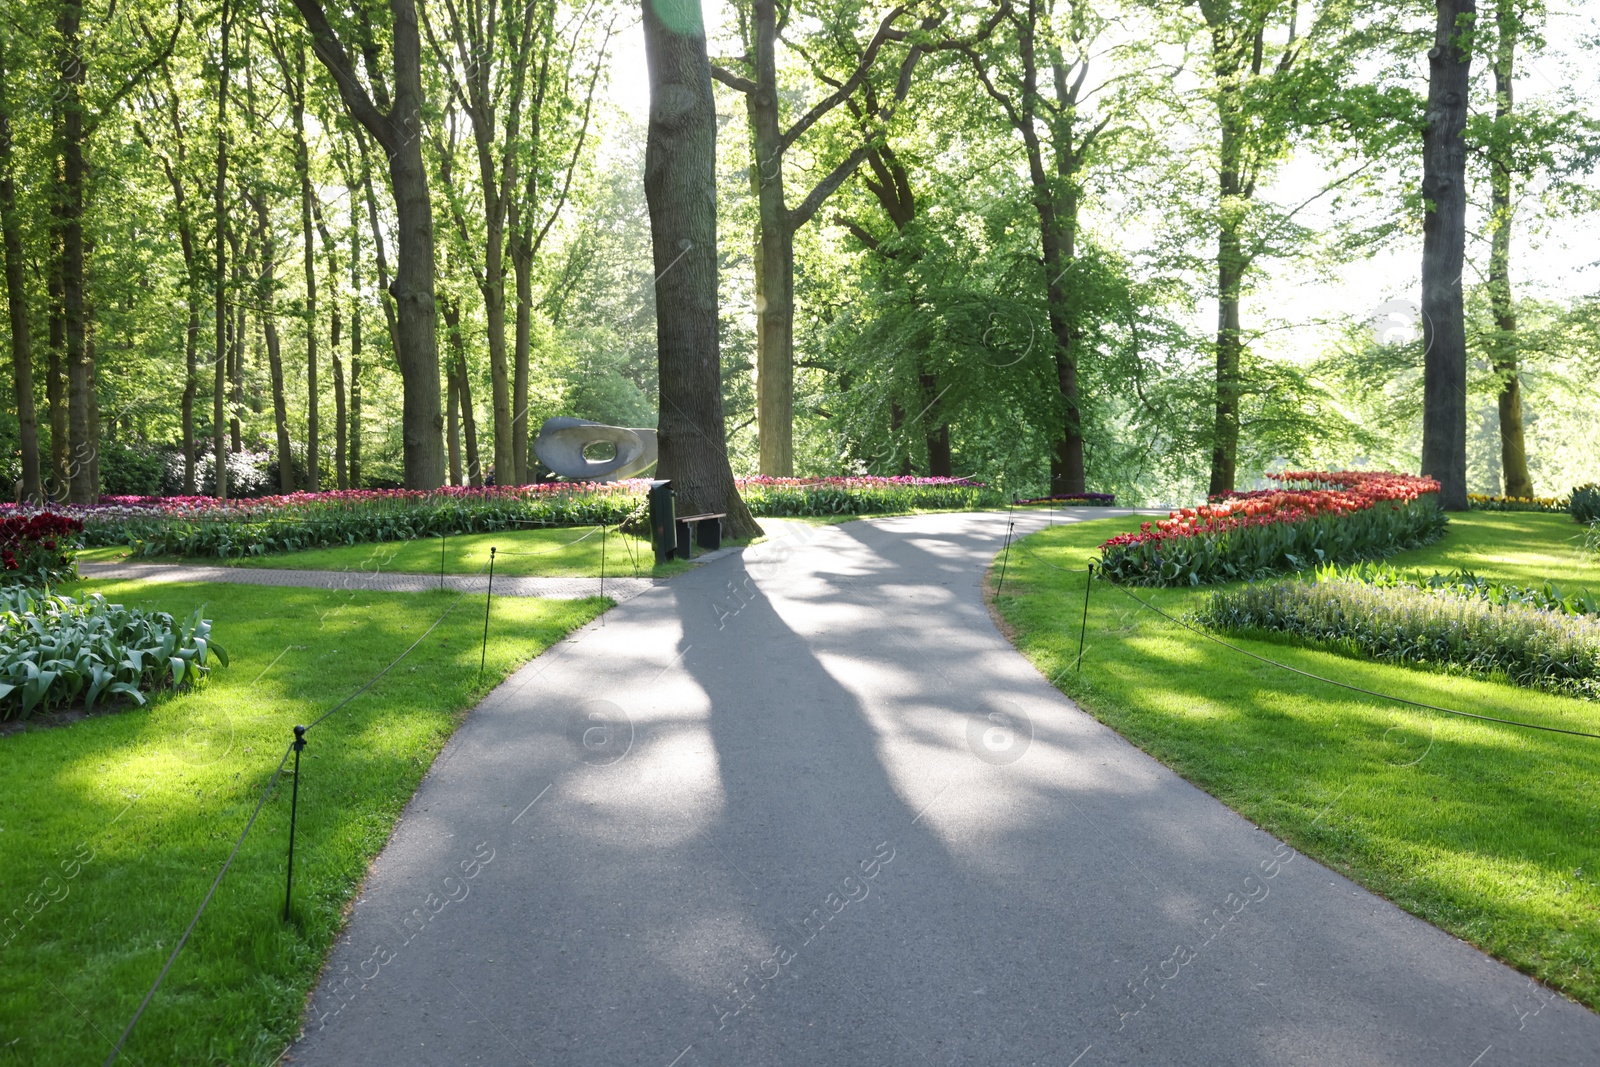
1196,579 -> 1600,699
996,511 -> 1600,1014
0,588 -> 225,720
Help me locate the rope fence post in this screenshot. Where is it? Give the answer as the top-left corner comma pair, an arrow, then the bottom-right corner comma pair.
995,502 -> 1017,598
440,529 -> 447,591
479,547 -> 496,682
600,523 -> 607,605
283,725 -> 307,922
1075,563 -> 1093,670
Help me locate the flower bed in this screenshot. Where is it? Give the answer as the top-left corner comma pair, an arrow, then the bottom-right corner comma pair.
0,513 -> 83,587
1468,493 -> 1569,513
0,587 -> 226,720
1194,578 -> 1600,699
1096,470 -> 1445,586
0,477 -> 1005,560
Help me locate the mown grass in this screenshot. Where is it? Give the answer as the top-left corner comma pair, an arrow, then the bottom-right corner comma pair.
77,525 -> 680,578
993,511 -> 1600,1012
0,578 -> 606,1066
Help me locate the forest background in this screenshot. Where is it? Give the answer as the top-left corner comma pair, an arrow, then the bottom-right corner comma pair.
1,0 -> 1597,509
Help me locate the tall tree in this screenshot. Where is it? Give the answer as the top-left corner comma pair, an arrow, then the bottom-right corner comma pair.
0,33 -> 40,502
1419,0 -> 1474,510
642,0 -> 758,539
1483,0 -> 1528,497
712,0 -> 935,476
211,0 -> 232,499
290,0 -> 445,488
957,0 -> 1105,495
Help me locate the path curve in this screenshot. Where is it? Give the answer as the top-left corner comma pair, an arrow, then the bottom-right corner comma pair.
286,511 -> 1599,1066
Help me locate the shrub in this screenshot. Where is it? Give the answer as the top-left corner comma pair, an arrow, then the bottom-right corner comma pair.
0,513 -> 83,587
1014,492 -> 1117,506
1316,560 -> 1599,618
164,448 -> 277,498
0,588 -> 227,721
98,442 -> 174,497
1468,493 -> 1568,513
1097,471 -> 1445,586
1572,484 -> 1600,525
1195,579 -> 1600,699
737,476 -> 1003,516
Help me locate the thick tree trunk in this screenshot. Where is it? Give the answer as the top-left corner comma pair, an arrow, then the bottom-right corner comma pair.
0,49 -> 40,502
1209,227 -> 1245,498
294,0 -> 443,488
641,0 -> 759,539
746,4 -> 794,477
1489,0 -> 1532,499
1420,0 -> 1475,511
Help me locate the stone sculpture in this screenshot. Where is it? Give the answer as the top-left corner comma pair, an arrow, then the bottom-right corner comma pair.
533,417 -> 659,481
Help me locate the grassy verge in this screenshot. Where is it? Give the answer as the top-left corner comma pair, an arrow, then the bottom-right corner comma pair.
0,578 -> 606,1065
993,511 -> 1600,1011
77,525 -> 683,579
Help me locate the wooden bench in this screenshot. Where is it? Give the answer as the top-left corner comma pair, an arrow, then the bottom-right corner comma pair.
674,512 -> 726,559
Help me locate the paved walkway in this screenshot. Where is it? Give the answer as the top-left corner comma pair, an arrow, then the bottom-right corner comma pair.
286,511 -> 1599,1066
79,561 -> 661,602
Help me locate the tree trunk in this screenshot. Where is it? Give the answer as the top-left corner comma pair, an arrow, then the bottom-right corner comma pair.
1488,0 -> 1532,499
746,2 -> 794,477
251,191 -> 293,493
446,361 -> 462,486
511,211 -> 531,485
641,0 -> 759,539
0,45 -> 40,502
46,250 -> 67,499
229,233 -> 244,452
1420,0 -> 1475,511
1209,226 -> 1245,498
441,296 -> 482,487
349,190 -> 362,487
58,1 -> 94,504
293,0 -> 443,488
210,0 -> 231,499
291,46 -> 319,491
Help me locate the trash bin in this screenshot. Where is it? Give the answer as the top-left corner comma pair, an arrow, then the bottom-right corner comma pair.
648,480 -> 676,564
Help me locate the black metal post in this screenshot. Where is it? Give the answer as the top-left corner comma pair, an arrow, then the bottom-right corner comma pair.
440,530 -> 446,591
995,520 -> 1016,598
1075,563 -> 1094,670
479,547 -> 496,681
284,724 -> 307,922
599,524 -> 606,604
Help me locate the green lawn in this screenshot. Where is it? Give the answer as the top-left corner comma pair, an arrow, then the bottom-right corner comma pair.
994,510 -> 1600,1012
0,579 -> 606,1066
78,524 -> 678,578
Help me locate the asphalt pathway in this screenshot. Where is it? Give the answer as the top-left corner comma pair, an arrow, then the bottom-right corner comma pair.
285,510 -> 1600,1066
